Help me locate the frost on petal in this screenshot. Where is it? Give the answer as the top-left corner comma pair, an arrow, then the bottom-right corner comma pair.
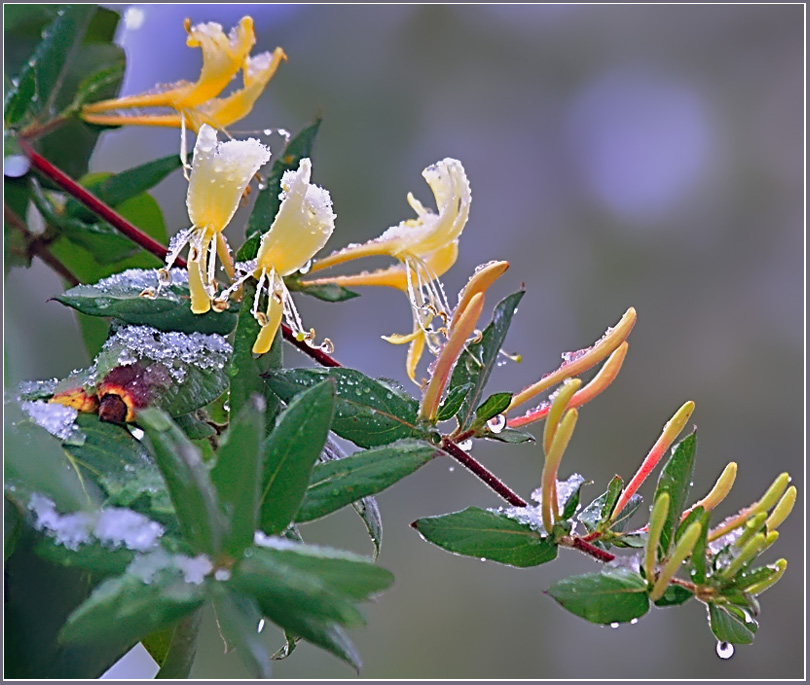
186,124 -> 271,234
255,158 -> 336,276
20,400 -> 80,441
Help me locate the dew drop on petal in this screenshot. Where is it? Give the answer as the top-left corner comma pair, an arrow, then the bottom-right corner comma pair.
716,641 -> 734,659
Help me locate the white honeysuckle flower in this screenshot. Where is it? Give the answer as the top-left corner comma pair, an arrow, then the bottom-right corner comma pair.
303,158 -> 471,383
159,124 -> 271,313
219,158 -> 336,354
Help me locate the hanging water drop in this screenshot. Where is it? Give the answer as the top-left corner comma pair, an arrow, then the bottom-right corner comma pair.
319,338 -> 334,354
715,641 -> 734,659
299,259 -> 313,275
487,414 -> 506,434
458,439 -> 473,451
610,622 -> 619,629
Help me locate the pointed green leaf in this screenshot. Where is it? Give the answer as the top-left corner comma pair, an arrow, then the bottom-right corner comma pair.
560,475 -> 589,521
472,392 -> 513,427
4,397 -> 100,511
546,567 -> 650,624
449,290 -> 525,431
211,396 -> 266,555
653,584 -> 694,607
259,381 -> 335,534
413,506 -> 558,567
152,610 -> 202,679
238,119 -> 322,260
483,427 -> 536,444
138,408 -> 224,555
352,496 -> 383,560
296,439 -> 440,523
286,279 -> 360,303
435,383 -> 472,422
677,506 -> 709,584
578,476 -> 623,534
55,269 -> 237,335
265,367 -> 429,448
208,586 -> 272,678
708,603 -> 758,644
653,431 -> 697,555
59,564 -> 206,648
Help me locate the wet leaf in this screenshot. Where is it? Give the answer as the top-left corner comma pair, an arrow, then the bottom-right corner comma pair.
472,392 -> 512,427
55,269 -> 237,336
653,431 -> 697,555
449,290 -> 525,431
413,506 -> 558,567
266,367 -> 429,448
296,439 -> 440,523
708,603 -> 758,645
286,279 -> 359,303
653,584 -> 693,607
259,381 -> 335,534
211,396 -> 265,556
546,567 -> 650,624
138,408 -> 224,556
208,586 -> 272,678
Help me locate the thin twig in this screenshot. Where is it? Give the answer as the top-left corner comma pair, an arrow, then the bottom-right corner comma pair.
441,437 -> 527,507
4,205 -> 79,286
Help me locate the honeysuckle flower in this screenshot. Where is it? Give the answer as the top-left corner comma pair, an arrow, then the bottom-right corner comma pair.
304,158 -> 471,382
82,17 -> 286,145
220,158 -> 335,354
159,124 -> 270,313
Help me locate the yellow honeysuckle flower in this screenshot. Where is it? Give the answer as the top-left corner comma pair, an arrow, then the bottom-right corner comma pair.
304,158 -> 471,382
159,124 -> 270,313
82,17 -> 285,135
220,158 -> 336,355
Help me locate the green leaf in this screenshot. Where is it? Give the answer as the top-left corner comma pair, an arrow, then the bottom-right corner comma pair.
173,413 -> 217,440
90,325 -> 231,418
677,506 -> 709,584
59,564 -> 207,648
265,367 -> 429,448
578,476 -> 623,534
152,610 -> 203,679
472,392 -> 513,427
64,155 -> 181,221
449,290 -> 525,431
296,439 -> 440,523
4,5 -> 96,125
413,506 -> 558,567
244,539 -> 394,601
560,475 -> 589,521
653,431 -> 697,555
482,427 -> 536,444
352,496 -> 383,560
211,396 -> 266,555
208,586 -> 272,678
238,119 -> 322,261
259,381 -> 335,534
546,567 -> 650,624
435,383 -> 472,422
708,603 -> 758,645
138,408 -> 224,555
4,397 -> 101,512
286,279 -> 360,303
653,584 -> 694,607
34,535 -> 135,578
64,413 -> 172,515
5,497 -> 22,562
55,269 -> 237,335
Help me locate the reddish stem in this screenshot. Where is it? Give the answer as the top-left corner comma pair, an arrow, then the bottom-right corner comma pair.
441,438 -> 527,507
18,136 -> 180,266
569,537 -> 615,563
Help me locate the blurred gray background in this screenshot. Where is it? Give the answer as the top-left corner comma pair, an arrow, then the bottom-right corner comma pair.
5,4 -> 804,679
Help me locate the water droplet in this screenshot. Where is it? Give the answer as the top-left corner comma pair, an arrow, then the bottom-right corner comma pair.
299,259 -> 312,275
630,618 -> 639,625
610,622 -> 619,629
448,466 -> 455,472
320,338 -> 334,354
716,641 -> 734,659
458,439 -> 473,451
487,414 -> 506,434
480,557 -> 487,562
257,618 -> 266,633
